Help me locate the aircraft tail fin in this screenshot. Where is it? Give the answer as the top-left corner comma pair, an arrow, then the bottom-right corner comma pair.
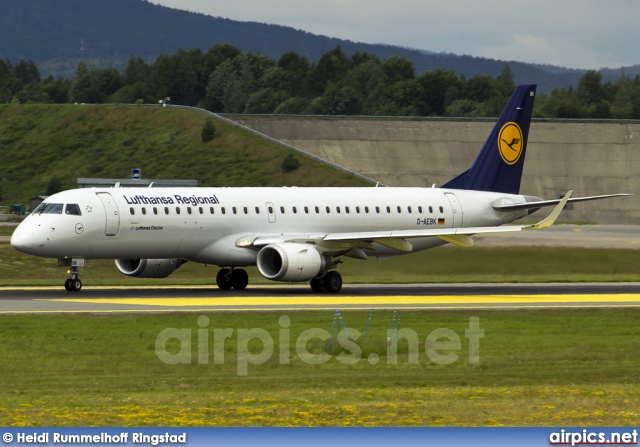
442,84 -> 537,194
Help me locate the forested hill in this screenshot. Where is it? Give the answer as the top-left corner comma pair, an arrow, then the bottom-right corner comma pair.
0,0 -> 611,92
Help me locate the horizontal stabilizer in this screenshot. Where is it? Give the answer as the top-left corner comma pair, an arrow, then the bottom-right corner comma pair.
493,193 -> 632,212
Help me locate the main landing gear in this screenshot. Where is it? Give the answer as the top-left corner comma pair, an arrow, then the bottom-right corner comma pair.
216,268 -> 249,290
310,271 -> 342,294
215,268 -> 343,293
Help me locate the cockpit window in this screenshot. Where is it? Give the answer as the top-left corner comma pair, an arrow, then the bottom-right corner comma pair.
34,203 -> 64,214
65,204 -> 82,216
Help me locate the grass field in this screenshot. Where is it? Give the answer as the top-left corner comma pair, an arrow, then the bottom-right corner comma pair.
0,104 -> 368,206
1,238 -> 639,426
1,310 -> 639,426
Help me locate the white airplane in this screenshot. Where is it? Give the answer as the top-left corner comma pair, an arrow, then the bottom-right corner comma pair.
11,84 -> 629,292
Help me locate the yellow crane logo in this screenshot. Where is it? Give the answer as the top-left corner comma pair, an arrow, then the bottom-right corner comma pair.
498,122 -> 523,165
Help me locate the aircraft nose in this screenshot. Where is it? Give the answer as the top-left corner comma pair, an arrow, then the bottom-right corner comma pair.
10,224 -> 36,254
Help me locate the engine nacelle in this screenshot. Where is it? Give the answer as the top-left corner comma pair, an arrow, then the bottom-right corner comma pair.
115,258 -> 184,278
257,243 -> 326,282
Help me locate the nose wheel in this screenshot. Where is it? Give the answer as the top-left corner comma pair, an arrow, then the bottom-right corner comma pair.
64,263 -> 83,292
64,277 -> 82,292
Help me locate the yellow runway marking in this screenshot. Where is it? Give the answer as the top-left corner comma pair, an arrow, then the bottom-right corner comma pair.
51,294 -> 640,307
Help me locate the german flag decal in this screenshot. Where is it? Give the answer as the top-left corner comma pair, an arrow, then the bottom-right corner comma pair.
437,218 -> 445,225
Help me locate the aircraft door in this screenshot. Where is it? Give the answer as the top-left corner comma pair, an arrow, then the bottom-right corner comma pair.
444,192 -> 463,228
96,192 -> 120,236
266,202 -> 276,223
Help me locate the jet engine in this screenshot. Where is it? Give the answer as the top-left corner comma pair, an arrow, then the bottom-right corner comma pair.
115,258 -> 184,278
256,243 -> 327,282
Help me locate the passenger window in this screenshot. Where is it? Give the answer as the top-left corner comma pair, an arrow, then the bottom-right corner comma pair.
199,207 -> 203,214
386,206 -> 391,214
176,207 -> 181,215
244,207 -> 248,214
233,207 -> 237,215
375,206 -> 380,214
304,207 -> 309,214
345,206 -> 350,214
255,207 -> 260,214
336,207 -> 341,214
439,206 -> 444,213
293,207 -> 297,214
408,206 -> 412,213
221,207 -> 226,214
187,207 -> 192,215
326,206 -> 330,214
418,206 -> 422,213
429,206 -> 433,214
356,206 -> 360,213
65,204 -> 82,216
365,206 -> 369,213
397,206 -> 401,213
315,206 -> 320,214
164,207 -> 169,215
142,207 -> 147,215
130,207 -> 135,215
268,206 -> 273,214
210,207 -> 214,214
280,206 -> 285,214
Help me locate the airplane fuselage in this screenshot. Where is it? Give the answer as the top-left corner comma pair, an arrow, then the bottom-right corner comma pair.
11,186 -> 529,264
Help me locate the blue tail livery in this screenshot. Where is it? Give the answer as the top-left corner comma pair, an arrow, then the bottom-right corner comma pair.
443,84 -> 537,194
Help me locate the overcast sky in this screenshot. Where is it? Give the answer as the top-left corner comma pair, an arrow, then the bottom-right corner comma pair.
151,0 -> 638,70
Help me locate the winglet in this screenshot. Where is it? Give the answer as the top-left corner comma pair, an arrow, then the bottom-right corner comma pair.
525,190 -> 573,230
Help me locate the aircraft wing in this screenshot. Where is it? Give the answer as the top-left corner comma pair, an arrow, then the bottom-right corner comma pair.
244,191 -> 573,251
492,193 -> 631,212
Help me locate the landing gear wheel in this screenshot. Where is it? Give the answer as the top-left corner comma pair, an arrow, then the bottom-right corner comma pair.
216,268 -> 233,290
64,278 -> 73,292
231,269 -> 249,290
70,278 -> 82,292
323,271 -> 342,293
310,277 -> 325,293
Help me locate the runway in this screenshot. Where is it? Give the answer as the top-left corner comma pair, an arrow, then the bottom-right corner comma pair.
1,283 -> 640,313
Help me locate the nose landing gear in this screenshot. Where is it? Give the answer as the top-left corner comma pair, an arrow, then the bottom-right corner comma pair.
59,258 -> 84,292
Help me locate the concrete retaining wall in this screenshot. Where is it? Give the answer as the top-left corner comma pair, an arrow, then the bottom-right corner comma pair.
233,117 -> 639,224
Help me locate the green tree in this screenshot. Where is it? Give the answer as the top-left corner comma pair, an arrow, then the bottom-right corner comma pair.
416,68 -> 461,116
495,64 -> 515,97
123,55 -> 149,85
281,154 -> 300,173
69,67 -> 123,103
307,46 -> 351,96
381,55 -> 415,84
274,97 -> 309,114
577,70 -> 605,106
201,118 -> 216,142
278,51 -> 310,96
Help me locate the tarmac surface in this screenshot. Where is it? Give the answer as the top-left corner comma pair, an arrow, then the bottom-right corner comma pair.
1,283 -> 639,313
